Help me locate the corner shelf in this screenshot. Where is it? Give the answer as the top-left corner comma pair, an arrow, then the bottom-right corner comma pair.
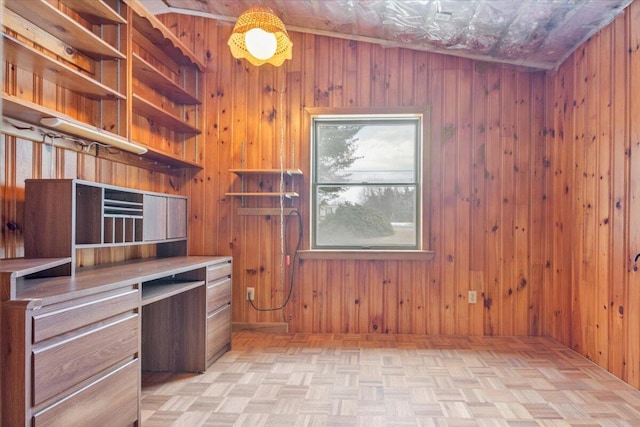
132,94 -> 201,134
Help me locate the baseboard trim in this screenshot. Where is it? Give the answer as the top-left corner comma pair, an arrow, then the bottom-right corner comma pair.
232,322 -> 289,334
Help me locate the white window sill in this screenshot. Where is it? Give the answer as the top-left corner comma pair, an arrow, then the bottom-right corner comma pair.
298,250 -> 435,261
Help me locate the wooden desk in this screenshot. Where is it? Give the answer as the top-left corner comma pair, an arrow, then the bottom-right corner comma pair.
1,255 -> 232,427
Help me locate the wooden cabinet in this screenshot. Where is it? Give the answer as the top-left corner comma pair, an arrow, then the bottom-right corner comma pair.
1,277 -> 140,427
1,0 -> 204,171
24,179 -> 188,273
1,255 -> 232,426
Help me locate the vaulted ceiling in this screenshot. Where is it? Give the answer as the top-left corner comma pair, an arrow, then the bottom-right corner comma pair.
141,0 -> 634,70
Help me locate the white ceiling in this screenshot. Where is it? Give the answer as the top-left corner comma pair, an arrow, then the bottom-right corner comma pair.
141,0 -> 635,70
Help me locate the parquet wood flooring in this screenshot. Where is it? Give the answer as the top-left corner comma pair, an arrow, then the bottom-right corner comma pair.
141,333 -> 640,426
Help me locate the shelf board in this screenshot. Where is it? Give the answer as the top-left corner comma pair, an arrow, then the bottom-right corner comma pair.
229,168 -> 303,176
132,93 -> 201,134
141,145 -> 204,170
125,0 -> 205,71
141,280 -> 205,306
1,93 -> 65,125
132,53 -> 200,105
3,34 -> 126,100
225,192 -> 299,198
59,0 -> 127,24
5,0 -> 125,59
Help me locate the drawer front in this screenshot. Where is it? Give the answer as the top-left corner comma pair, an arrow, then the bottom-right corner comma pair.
207,305 -> 231,363
32,314 -> 138,405
207,261 -> 232,282
33,287 -> 139,343
207,278 -> 231,313
33,359 -> 139,427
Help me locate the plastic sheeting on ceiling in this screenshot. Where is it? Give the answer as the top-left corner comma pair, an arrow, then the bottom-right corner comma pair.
144,0 -> 635,70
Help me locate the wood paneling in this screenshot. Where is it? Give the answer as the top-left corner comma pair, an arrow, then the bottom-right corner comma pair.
178,16 -> 548,340
3,2 -> 639,391
543,1 -> 640,388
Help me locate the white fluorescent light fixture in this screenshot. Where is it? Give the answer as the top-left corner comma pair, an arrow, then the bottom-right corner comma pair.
40,117 -> 147,155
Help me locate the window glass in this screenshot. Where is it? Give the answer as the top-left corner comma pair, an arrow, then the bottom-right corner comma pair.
312,115 -> 421,250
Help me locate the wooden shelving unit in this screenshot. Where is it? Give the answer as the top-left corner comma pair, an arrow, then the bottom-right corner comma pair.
2,0 -> 204,172
5,0 -> 125,59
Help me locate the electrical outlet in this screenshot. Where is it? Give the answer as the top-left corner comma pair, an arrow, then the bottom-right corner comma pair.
468,290 -> 477,304
246,287 -> 255,301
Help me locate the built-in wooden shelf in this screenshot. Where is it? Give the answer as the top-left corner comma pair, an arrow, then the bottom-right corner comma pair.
229,168 -> 303,176
132,94 -> 201,134
60,0 -> 126,24
2,94 -> 204,171
3,34 -> 125,100
2,94 -> 65,126
141,280 -> 205,306
225,192 -> 299,198
141,145 -> 203,170
132,53 -> 200,105
6,0 -> 124,59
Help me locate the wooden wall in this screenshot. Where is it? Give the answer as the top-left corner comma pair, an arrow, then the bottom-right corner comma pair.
3,0 -> 638,391
162,15 -> 548,337
543,1 -> 640,389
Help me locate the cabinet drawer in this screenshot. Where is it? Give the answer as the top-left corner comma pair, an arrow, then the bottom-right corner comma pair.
33,359 -> 139,427
207,304 -> 231,363
207,261 -> 231,282
32,287 -> 139,343
32,314 -> 138,406
207,278 -> 231,313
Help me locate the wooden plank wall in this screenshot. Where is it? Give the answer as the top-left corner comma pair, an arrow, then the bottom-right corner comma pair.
156,15 -> 548,337
2,1 -> 639,391
543,1 -> 640,389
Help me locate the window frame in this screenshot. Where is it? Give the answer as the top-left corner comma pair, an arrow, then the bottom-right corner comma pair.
310,111 -> 425,252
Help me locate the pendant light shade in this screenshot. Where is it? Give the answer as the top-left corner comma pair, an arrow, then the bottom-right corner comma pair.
228,5 -> 292,67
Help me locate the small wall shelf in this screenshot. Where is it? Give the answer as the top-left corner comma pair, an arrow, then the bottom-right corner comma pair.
225,192 -> 299,198
225,168 -> 303,203
229,168 -> 303,176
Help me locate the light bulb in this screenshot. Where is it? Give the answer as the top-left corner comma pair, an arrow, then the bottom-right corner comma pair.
245,28 -> 277,60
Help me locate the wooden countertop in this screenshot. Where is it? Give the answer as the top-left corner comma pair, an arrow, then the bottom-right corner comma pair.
7,256 -> 230,305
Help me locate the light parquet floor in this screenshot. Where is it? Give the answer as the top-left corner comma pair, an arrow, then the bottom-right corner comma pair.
141,333 -> 640,426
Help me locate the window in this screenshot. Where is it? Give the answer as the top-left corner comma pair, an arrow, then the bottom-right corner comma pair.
311,114 -> 422,250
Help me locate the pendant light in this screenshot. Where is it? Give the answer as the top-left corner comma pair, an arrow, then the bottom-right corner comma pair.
228,5 -> 292,66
